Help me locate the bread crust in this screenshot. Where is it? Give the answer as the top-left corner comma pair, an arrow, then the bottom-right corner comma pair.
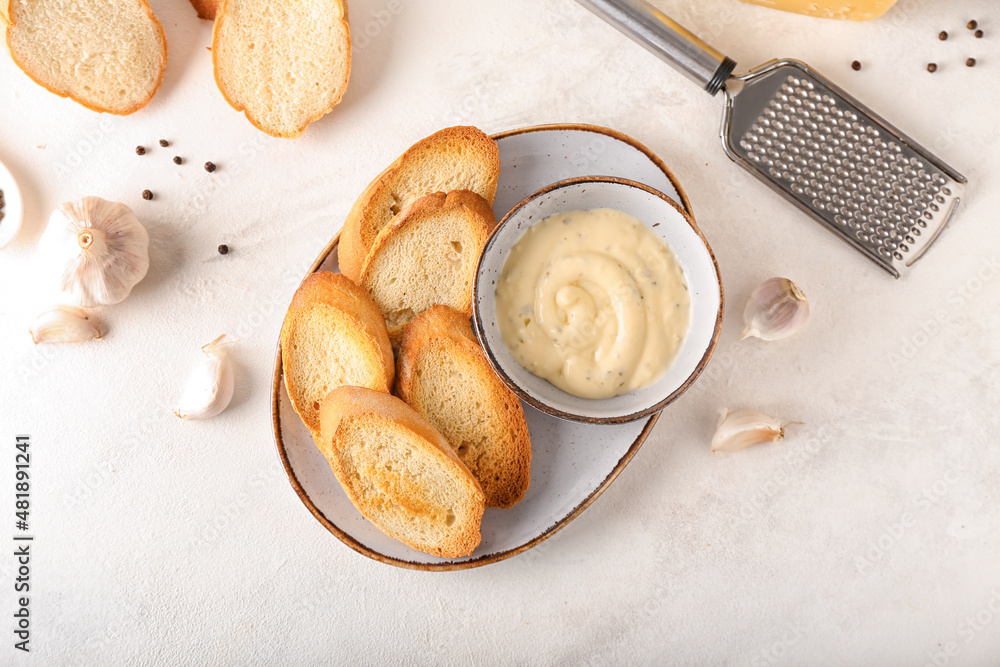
281,271 -> 393,440
319,386 -> 485,558
189,0 -> 219,20
4,0 -> 167,115
338,126 -> 500,282
211,0 -> 351,138
397,305 -> 532,508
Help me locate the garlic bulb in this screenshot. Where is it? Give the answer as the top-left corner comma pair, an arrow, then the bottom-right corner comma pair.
175,335 -> 236,420
29,305 -> 102,344
740,277 -> 809,341
39,197 -> 149,308
711,409 -> 785,453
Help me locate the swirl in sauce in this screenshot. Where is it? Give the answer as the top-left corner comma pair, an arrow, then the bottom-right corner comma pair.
496,208 -> 690,399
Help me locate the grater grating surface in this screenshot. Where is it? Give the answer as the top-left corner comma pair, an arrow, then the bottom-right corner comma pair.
723,61 -> 966,277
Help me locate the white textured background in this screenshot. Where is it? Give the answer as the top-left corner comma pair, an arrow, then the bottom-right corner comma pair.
1,0 -> 998,664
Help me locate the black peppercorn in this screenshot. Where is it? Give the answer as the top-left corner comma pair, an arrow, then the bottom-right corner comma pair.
204,161 -> 216,173
939,31 -> 948,40
218,244 -> 229,255
173,156 -> 182,165
159,139 -> 169,147
142,190 -> 153,200
967,20 -> 978,30
975,29 -> 983,38
136,146 -> 146,155
851,60 -> 862,71
927,63 -> 937,72
967,58 -> 977,67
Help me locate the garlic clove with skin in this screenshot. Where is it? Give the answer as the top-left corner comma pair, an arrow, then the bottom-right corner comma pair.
711,409 -> 785,453
29,305 -> 102,344
39,197 -> 150,308
175,335 -> 237,420
740,277 -> 809,341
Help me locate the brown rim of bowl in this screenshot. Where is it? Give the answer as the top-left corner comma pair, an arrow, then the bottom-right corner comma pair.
271,123 -> 697,571
472,175 -> 724,425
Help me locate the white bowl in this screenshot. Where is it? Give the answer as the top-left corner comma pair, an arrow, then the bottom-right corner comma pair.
0,158 -> 24,249
473,176 -> 723,424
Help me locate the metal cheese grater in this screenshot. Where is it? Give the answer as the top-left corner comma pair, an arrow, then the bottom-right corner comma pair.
577,0 -> 967,277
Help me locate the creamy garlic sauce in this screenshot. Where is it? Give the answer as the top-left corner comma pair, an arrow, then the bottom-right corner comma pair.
496,208 -> 691,399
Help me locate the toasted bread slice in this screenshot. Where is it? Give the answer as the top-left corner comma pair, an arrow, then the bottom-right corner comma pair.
397,306 -> 531,508
359,190 -> 495,344
212,0 -> 350,138
319,386 -> 485,558
281,272 -> 393,441
190,0 -> 219,20
4,0 -> 167,115
338,126 -> 500,282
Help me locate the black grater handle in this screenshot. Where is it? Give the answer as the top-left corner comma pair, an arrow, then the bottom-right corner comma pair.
577,0 -> 736,96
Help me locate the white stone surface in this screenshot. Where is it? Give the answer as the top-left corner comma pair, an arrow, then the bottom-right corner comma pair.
1,0 -> 998,664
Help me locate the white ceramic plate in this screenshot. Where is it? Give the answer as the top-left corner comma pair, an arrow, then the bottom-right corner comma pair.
492,124 -> 689,219
475,177 -> 722,424
0,158 -> 24,249
271,124 -> 698,570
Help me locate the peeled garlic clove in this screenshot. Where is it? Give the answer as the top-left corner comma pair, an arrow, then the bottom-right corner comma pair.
175,335 -> 236,420
740,277 -> 809,341
29,305 -> 102,344
711,409 -> 785,453
39,197 -> 150,308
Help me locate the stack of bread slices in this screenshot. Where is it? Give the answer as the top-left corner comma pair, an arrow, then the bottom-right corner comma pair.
281,126 -> 532,559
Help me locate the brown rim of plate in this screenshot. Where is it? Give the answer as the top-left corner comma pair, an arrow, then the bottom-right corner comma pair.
491,123 -> 694,215
472,175 -> 724,425
270,123 -> 699,571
